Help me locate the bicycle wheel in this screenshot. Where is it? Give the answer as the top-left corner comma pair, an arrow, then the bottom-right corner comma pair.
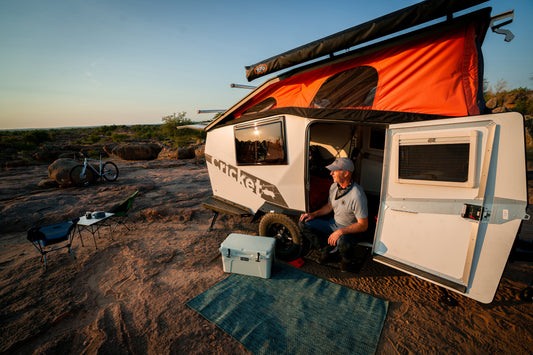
70,165 -> 95,186
102,162 -> 119,181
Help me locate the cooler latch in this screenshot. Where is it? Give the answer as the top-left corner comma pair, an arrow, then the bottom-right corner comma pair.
256,253 -> 261,262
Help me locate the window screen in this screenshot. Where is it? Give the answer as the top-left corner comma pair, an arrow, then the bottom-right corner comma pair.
311,66 -> 378,109
235,118 -> 287,165
399,144 -> 470,182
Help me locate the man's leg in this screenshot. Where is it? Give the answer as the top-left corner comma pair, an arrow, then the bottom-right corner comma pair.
337,233 -> 367,272
299,218 -> 337,263
299,218 -> 334,249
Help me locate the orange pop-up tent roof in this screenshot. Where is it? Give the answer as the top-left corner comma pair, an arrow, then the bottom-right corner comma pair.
232,11 -> 489,119
208,7 -> 491,129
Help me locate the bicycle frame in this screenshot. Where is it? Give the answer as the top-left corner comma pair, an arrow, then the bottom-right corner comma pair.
79,156 -> 104,179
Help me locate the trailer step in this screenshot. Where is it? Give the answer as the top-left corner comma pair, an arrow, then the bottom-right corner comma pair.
202,196 -> 253,231
202,195 -> 252,216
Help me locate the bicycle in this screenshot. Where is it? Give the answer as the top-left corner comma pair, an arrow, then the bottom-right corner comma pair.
69,152 -> 119,186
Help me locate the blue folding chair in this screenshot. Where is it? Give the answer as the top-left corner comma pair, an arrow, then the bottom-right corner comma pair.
27,218 -> 79,267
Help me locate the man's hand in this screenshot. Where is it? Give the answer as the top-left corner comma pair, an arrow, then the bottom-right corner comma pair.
299,213 -> 314,222
328,229 -> 343,246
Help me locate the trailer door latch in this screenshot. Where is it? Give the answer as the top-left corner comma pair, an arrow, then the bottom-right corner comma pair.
461,204 -> 484,221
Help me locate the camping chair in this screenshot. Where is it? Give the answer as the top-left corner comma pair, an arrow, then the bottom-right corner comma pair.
27,218 -> 79,268
108,190 -> 139,232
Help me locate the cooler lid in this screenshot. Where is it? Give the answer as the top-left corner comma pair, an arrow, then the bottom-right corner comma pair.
220,233 -> 276,257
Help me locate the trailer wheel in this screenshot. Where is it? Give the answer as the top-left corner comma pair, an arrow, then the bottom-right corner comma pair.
259,213 -> 302,261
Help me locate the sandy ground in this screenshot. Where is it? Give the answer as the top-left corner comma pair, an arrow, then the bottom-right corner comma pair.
0,159 -> 532,354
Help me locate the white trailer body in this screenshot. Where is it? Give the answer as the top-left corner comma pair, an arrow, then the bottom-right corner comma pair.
204,112 -> 528,303
201,0 -> 528,303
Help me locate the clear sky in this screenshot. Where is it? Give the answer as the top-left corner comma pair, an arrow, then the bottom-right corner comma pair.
1,0 -> 531,130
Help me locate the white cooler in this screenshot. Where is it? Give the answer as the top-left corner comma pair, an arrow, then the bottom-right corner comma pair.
220,233 -> 276,278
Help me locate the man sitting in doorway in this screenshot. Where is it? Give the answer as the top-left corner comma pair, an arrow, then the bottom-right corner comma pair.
299,157 -> 368,272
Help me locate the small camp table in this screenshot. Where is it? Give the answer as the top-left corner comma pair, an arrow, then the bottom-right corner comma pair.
76,212 -> 114,249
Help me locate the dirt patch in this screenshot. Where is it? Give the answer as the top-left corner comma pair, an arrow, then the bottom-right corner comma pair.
0,159 -> 532,354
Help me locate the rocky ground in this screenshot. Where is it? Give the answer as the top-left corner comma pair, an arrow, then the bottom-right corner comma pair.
0,157 -> 532,354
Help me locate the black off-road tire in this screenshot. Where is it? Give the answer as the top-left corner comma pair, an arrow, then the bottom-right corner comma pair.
69,165 -> 95,186
259,213 -> 303,261
102,162 -> 119,181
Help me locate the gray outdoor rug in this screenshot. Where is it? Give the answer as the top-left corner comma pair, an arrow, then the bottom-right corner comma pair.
187,262 -> 388,355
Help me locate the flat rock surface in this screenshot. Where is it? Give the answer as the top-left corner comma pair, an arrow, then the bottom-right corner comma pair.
0,159 -> 532,354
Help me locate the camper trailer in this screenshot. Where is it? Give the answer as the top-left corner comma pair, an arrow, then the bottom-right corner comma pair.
202,0 -> 529,304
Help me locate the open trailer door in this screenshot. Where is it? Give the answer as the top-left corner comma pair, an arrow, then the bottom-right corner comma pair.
373,112 -> 528,303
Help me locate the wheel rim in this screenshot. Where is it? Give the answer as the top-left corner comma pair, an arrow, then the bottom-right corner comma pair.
102,162 -> 118,181
267,223 -> 295,252
103,170 -> 116,179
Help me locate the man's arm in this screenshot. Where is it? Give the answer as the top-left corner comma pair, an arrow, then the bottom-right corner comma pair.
299,202 -> 333,222
328,217 -> 368,246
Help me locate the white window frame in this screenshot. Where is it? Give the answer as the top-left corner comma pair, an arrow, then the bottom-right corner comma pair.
393,130 -> 479,188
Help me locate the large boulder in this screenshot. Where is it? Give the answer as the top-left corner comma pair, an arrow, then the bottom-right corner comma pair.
492,106 -> 510,114
111,143 -> 162,160
157,146 -> 178,159
32,149 -> 62,162
103,143 -> 118,155
48,158 -> 79,186
38,178 -> 59,189
177,146 -> 196,159
195,144 -> 205,161
485,97 -> 498,110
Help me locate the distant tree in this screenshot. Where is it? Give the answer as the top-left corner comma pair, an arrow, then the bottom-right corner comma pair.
212,112 -> 223,120
494,79 -> 508,93
161,112 -> 192,138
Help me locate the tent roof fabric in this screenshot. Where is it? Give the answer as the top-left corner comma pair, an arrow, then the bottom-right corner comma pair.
207,7 -> 491,132
245,0 -> 488,82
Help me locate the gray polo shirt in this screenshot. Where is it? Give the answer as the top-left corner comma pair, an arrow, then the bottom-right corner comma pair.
329,182 -> 368,228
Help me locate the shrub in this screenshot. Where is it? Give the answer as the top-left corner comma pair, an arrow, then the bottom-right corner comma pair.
111,133 -> 128,142
161,112 -> 192,139
23,130 -> 51,146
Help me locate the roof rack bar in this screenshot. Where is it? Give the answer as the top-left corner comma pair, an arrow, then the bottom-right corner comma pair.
230,83 -> 257,90
197,110 -> 226,114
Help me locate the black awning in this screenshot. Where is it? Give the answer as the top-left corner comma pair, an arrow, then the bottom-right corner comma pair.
245,0 -> 488,81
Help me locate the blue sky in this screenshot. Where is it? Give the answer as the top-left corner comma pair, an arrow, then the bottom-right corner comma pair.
0,0 -> 531,129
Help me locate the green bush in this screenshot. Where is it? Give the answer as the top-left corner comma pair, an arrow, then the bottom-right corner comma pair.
23,130 -> 51,146
484,85 -> 532,115
111,133 -> 128,142
131,124 -> 163,140
87,134 -> 101,144
514,99 -> 533,116
161,112 -> 192,139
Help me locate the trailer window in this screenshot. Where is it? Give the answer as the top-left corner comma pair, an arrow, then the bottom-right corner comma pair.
311,66 -> 378,109
234,118 -> 287,165
399,144 -> 469,182
395,131 -> 478,187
